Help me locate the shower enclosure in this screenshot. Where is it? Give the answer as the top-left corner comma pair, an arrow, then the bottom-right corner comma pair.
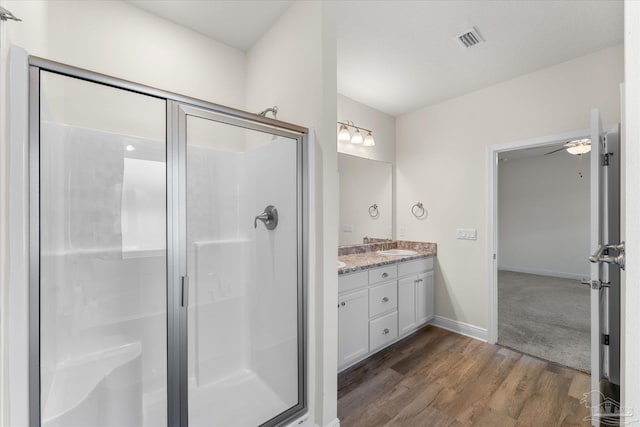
28,58 -> 308,427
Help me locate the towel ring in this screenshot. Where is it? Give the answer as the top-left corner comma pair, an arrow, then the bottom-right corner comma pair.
412,202 -> 426,218
369,204 -> 379,218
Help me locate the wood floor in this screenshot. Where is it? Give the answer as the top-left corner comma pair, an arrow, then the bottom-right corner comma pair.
338,325 -> 592,427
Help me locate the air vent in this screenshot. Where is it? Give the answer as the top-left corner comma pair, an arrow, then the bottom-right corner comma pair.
454,27 -> 484,48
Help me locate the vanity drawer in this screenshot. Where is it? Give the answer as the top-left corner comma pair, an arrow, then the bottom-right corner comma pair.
369,265 -> 397,284
369,311 -> 398,351
398,257 -> 433,277
369,281 -> 398,317
339,271 -> 368,293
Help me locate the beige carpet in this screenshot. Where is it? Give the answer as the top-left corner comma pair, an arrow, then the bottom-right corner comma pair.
497,270 -> 590,372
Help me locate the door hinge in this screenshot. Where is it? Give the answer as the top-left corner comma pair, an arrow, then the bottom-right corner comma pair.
602,152 -> 613,166
603,334 -> 610,346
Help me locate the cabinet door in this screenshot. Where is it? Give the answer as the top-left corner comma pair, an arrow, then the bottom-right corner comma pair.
398,276 -> 417,336
416,271 -> 434,325
338,289 -> 369,368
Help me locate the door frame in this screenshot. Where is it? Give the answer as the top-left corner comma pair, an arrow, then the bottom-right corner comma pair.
486,127 -> 616,344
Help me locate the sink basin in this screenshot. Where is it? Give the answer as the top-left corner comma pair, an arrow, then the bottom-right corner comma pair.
377,249 -> 418,256
338,261 -> 347,269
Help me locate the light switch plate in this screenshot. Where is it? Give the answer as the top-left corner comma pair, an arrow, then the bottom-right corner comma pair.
456,228 -> 477,240
399,226 -> 406,238
343,224 -> 354,232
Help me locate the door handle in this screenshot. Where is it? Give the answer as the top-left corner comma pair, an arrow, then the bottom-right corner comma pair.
181,275 -> 189,307
589,242 -> 625,270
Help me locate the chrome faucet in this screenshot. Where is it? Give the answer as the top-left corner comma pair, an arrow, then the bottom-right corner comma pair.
254,205 -> 278,230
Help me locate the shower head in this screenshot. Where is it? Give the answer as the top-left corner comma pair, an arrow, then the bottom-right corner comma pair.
257,106 -> 278,119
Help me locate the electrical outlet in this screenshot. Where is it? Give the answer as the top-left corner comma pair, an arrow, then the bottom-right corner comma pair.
399,226 -> 406,238
456,228 -> 477,240
343,224 -> 354,232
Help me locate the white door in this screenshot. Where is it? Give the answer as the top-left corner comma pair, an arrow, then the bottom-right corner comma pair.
398,276 -> 417,335
338,289 -> 369,368
589,108 -> 622,425
416,271 -> 434,325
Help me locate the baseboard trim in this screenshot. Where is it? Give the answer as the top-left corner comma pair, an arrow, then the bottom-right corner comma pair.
324,418 -> 340,427
498,266 -> 587,281
430,315 -> 488,342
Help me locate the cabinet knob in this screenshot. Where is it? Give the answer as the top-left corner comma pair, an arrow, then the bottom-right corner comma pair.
382,272 -> 389,278
340,301 -> 346,307
382,297 -> 389,303
382,328 -> 390,335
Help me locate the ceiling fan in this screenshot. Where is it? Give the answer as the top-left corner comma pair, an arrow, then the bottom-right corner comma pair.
544,138 -> 591,156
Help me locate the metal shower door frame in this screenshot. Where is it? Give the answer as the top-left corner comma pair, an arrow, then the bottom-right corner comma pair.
173,102 -> 308,427
28,56 -> 309,427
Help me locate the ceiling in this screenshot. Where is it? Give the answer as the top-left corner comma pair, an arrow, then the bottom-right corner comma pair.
337,0 -> 623,116
126,0 -> 624,117
127,0 -> 293,51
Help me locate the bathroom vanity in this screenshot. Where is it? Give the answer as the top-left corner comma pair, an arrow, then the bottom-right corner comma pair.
337,241 -> 437,372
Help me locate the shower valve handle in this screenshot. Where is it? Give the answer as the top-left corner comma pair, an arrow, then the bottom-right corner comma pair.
254,205 -> 278,230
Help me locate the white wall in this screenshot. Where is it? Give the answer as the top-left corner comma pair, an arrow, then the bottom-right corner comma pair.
4,0 -> 246,108
396,44 -> 623,329
622,0 -> 640,416
498,152 -> 591,280
1,1 -> 249,425
338,154 -> 393,245
0,1 -> 12,422
245,2 -> 338,426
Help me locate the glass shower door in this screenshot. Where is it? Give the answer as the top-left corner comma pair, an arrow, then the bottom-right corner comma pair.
179,105 -> 305,427
37,70 -> 168,426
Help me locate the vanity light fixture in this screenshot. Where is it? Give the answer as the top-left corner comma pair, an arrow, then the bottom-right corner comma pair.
337,120 -> 376,146
363,131 -> 375,147
338,124 -> 351,142
351,128 -> 364,144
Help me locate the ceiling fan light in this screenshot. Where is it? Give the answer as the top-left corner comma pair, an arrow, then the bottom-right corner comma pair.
338,124 -> 351,142
351,128 -> 364,144
363,131 -> 375,146
566,144 -> 591,155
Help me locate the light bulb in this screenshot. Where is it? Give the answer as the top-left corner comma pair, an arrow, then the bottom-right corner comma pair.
338,124 -> 351,142
363,131 -> 375,146
351,128 -> 363,144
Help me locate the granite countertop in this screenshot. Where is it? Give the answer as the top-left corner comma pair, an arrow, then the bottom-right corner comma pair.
338,240 -> 437,275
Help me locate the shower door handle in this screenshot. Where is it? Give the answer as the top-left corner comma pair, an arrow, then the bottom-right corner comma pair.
254,205 -> 278,230
181,275 -> 189,307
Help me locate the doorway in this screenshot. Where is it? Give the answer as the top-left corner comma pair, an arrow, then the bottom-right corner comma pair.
495,144 -> 591,371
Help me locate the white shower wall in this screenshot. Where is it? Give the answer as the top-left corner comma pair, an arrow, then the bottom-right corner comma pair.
187,147 -> 251,386
186,130 -> 300,425
247,139 -> 299,407
39,121 -> 168,426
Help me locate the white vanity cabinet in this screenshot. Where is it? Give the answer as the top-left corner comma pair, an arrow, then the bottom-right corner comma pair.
338,257 -> 434,372
338,288 -> 369,368
399,270 -> 434,335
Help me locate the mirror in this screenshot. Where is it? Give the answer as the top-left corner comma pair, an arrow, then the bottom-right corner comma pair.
338,153 -> 393,246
